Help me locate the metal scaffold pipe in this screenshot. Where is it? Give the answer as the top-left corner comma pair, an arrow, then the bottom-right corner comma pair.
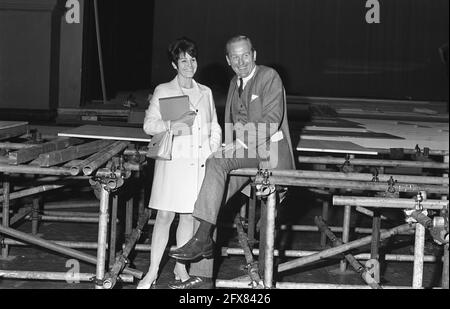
333,196 -> 449,210
231,169 -> 449,185
0,184 -> 65,203
0,270 -> 133,283
82,141 -> 129,176
298,156 -> 449,169
221,247 -> 439,262
103,209 -> 151,289
261,177 -> 448,194
215,280 -> 412,289
0,224 -> 141,278
278,223 -> 415,272
315,216 -> 381,289
0,164 -> 73,176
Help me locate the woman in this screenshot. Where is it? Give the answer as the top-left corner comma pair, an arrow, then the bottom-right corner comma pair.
137,37 -> 222,289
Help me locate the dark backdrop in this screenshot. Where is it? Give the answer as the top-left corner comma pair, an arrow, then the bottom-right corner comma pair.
83,0 -> 449,102
151,0 -> 449,101
83,0 -> 154,102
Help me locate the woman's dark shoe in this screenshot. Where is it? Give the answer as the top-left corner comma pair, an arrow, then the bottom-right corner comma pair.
167,276 -> 211,289
168,237 -> 214,261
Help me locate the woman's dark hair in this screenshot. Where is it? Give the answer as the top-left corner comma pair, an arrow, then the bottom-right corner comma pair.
168,37 -> 198,65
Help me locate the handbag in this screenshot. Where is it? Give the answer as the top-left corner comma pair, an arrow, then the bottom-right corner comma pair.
146,129 -> 173,160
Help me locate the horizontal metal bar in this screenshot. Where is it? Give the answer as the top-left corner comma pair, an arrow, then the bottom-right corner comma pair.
259,177 -> 448,194
231,169 -> 449,185
0,163 -> 74,176
333,196 -> 448,209
0,270 -> 133,283
215,280 -> 412,289
298,156 -> 449,169
222,248 -> 439,262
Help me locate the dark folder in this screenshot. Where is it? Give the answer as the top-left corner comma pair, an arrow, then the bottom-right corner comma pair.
159,95 -> 190,121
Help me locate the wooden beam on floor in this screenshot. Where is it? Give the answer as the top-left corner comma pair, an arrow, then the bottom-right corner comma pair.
8,138 -> 83,165
0,121 -> 28,141
37,139 -> 115,167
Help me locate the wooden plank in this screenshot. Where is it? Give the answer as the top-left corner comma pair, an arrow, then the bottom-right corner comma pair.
336,109 -> 449,122
58,108 -> 130,116
297,139 -> 378,155
37,139 -> 116,167
311,118 -> 365,127
0,121 -> 28,140
302,130 -> 404,139
8,138 -> 83,165
58,125 -> 151,142
304,126 -> 368,133
0,121 -> 28,130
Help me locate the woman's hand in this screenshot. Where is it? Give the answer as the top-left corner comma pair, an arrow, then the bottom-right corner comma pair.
172,111 -> 196,126
171,111 -> 196,136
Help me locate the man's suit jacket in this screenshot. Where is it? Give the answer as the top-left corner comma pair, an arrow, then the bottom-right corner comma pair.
224,65 -> 295,170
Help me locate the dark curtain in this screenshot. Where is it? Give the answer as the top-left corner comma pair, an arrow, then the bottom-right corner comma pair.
151,0 -> 449,101
82,0 -> 154,103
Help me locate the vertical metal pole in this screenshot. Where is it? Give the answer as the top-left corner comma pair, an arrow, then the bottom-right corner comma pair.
137,169 -> 145,215
138,187 -> 145,215
369,210 -> 381,283
442,244 -> 449,289
320,200 -> 329,247
371,210 -> 381,260
412,222 -> 425,288
442,155 -> 448,289
340,205 -> 352,272
125,197 -> 133,237
31,197 -> 40,235
95,185 -> 110,289
340,154 -> 355,272
2,174 -> 10,258
248,187 -> 256,244
93,0 -> 107,104
264,191 -> 276,289
240,203 -> 247,219
258,200 -> 267,279
109,194 -> 118,268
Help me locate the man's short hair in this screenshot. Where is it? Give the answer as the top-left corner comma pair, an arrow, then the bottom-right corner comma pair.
225,35 -> 254,55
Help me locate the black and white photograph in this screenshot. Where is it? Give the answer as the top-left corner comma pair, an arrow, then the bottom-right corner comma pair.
0,0 -> 448,294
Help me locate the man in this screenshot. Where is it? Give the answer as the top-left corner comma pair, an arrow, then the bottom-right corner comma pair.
168,35 -> 295,287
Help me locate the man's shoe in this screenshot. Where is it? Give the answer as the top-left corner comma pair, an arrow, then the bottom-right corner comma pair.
168,237 -> 214,261
168,276 -> 213,289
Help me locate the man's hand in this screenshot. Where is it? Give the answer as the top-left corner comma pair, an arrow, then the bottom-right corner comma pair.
211,142 -> 234,158
212,141 -> 247,158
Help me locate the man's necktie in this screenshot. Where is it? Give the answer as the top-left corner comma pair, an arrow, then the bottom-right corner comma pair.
238,78 -> 243,97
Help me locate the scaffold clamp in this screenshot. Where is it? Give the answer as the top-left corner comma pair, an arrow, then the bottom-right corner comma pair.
414,191 -> 424,211
340,154 -> 354,173
371,168 -> 379,182
364,259 -> 380,284
90,276 -> 105,287
254,169 -> 275,198
430,205 -> 449,245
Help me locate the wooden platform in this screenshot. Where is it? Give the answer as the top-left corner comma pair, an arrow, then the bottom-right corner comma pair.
298,118 -> 449,154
